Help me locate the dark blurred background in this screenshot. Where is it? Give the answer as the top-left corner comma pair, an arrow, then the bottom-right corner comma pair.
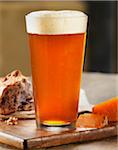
0,1 -> 117,76
85,1 -> 117,73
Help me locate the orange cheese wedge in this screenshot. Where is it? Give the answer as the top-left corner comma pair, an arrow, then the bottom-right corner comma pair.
76,113 -> 108,128
92,97 -> 118,122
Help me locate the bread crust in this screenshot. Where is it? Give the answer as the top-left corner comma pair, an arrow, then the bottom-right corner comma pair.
0,70 -> 34,115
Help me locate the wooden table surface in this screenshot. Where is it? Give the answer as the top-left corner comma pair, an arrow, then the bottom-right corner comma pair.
0,72 -> 117,150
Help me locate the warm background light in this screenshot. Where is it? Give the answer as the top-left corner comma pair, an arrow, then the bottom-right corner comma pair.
0,1 -> 117,76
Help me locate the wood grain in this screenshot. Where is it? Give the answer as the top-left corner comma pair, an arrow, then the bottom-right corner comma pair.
0,120 -> 117,149
0,110 -> 35,120
0,73 -> 117,150
27,124 -> 118,149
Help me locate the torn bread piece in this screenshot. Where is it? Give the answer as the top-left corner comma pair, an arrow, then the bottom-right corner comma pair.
0,70 -> 34,115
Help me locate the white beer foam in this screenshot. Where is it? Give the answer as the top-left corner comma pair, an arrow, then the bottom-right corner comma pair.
25,10 -> 88,35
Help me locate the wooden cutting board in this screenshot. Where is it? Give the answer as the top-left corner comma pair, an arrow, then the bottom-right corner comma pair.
0,119 -> 117,150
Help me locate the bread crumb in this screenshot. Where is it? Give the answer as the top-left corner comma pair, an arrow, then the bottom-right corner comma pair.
5,117 -> 18,125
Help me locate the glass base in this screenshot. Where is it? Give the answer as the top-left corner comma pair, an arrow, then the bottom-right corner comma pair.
36,120 -> 76,132
42,120 -> 71,126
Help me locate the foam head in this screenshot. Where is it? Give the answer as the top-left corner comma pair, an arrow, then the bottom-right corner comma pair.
25,10 -> 88,35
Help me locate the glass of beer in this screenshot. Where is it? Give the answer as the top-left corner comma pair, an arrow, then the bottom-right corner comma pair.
25,10 -> 88,128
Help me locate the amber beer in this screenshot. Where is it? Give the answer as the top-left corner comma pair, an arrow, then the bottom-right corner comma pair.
25,11 -> 88,127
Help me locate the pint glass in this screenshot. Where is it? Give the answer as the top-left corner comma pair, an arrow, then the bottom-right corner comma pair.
25,11 -> 88,127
